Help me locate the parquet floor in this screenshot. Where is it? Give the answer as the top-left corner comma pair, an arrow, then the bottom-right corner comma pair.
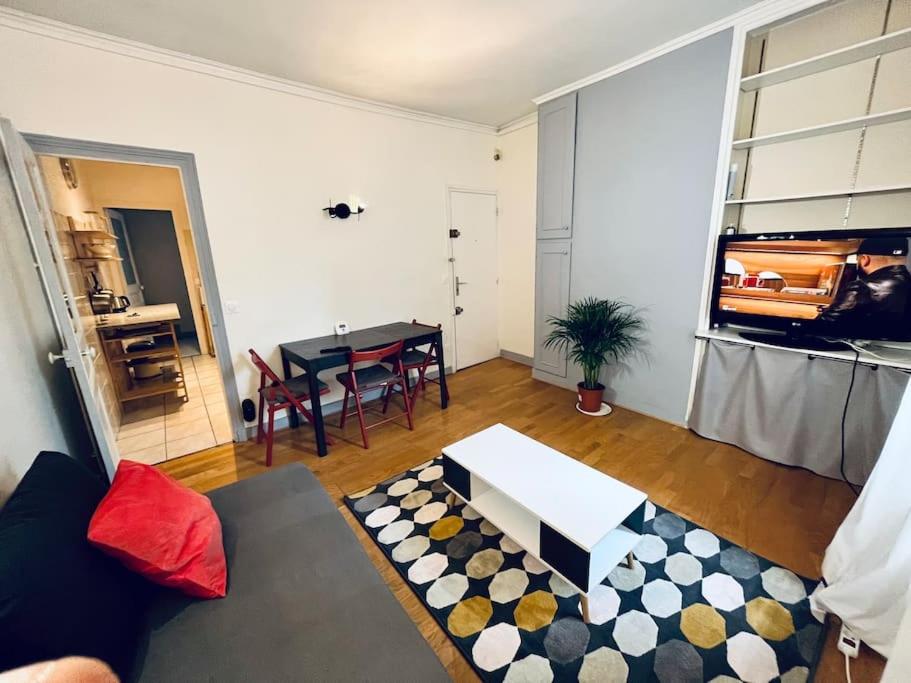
159,357 -> 884,682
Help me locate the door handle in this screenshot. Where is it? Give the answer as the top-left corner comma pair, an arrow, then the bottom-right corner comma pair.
48,348 -> 95,365
456,276 -> 469,296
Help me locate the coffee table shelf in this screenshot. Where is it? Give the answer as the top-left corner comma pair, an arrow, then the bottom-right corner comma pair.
469,487 -> 540,554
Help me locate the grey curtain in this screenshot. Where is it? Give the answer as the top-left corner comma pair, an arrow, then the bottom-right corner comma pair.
689,339 -> 909,485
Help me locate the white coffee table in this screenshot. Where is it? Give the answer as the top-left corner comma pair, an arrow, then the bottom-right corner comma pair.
442,424 -> 647,622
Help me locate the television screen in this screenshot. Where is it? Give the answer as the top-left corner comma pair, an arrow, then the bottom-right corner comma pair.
711,229 -> 911,342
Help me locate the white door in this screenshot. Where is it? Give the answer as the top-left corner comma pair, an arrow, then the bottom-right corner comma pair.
0,118 -> 119,479
105,208 -> 145,305
449,189 -> 499,370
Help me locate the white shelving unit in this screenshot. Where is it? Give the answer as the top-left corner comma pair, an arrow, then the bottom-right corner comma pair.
740,26 -> 911,92
725,3 -> 911,227
687,0 -> 911,465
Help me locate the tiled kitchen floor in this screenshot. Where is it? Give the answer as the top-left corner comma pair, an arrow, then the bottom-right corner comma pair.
116,355 -> 233,464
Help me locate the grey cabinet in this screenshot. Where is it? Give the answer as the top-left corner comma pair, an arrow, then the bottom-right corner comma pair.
534,240 -> 571,377
536,93 -> 577,239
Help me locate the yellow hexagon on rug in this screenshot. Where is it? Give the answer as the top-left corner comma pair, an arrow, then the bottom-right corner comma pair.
430,516 -> 464,540
680,603 -> 727,649
746,597 -> 795,641
514,590 -> 558,632
448,596 -> 494,637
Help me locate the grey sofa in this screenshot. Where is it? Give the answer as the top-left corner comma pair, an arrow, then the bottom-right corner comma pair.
133,464 -> 447,682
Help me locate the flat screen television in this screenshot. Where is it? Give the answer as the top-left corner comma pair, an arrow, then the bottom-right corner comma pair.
710,227 -> 911,350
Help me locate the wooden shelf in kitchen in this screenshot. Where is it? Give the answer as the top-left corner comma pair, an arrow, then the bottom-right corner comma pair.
121,373 -> 185,401
108,347 -> 180,364
96,312 -> 188,409
99,323 -> 171,340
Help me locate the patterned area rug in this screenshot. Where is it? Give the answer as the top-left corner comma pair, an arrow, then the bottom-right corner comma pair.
345,458 -> 825,682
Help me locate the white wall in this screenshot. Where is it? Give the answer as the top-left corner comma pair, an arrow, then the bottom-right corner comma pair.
495,120 -> 537,359
0,20 -> 498,420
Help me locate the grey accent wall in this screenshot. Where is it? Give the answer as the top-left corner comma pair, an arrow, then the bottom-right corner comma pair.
118,208 -> 196,334
569,30 -> 733,424
0,153 -> 92,499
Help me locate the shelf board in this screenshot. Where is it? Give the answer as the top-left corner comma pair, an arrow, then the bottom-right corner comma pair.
732,107 -> 911,150
122,373 -> 184,401
726,184 -> 911,205
741,27 -> 911,92
109,347 -> 180,364
74,256 -> 123,262
696,328 -> 911,370
100,324 -> 172,341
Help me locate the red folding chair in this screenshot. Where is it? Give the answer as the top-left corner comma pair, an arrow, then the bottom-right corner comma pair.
397,320 -> 449,402
249,349 -> 333,465
337,340 -> 413,449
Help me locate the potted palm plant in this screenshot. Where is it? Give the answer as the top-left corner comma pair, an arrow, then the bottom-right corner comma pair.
543,297 -> 645,415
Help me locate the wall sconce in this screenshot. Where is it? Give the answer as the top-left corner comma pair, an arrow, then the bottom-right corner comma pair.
323,198 -> 366,220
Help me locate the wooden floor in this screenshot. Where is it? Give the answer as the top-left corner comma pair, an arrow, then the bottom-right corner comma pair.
159,357 -> 884,682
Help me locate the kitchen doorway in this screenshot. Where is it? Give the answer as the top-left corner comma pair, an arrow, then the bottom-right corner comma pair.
108,208 -> 202,357
32,146 -> 238,466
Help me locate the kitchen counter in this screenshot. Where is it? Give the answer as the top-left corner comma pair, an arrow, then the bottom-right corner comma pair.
96,304 -> 180,329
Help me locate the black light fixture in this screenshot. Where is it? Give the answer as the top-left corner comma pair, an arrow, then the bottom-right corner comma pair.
323,200 -> 366,220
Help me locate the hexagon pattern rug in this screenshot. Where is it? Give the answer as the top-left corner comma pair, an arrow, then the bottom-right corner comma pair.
344,458 -> 825,682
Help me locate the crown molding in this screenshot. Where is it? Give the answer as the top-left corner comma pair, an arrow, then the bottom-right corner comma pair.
0,7 -> 498,136
497,111 -> 538,135
533,0 -> 827,105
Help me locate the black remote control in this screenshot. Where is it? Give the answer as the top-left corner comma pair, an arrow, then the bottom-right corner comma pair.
320,346 -> 352,354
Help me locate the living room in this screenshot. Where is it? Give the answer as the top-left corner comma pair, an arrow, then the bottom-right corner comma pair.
1,0 -> 909,682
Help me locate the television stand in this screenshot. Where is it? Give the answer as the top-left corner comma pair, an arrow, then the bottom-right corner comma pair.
738,330 -> 852,353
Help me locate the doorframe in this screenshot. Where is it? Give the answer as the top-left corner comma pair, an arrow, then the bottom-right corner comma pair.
23,133 -> 246,443
445,185 -> 499,373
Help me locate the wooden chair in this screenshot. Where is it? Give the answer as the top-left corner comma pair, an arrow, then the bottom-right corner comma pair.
249,349 -> 333,465
337,340 -> 413,449
396,320 -> 449,402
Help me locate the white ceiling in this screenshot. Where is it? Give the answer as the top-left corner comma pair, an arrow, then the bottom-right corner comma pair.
0,0 -> 762,127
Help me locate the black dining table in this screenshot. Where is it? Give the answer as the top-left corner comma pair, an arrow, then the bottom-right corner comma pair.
279,322 -> 448,456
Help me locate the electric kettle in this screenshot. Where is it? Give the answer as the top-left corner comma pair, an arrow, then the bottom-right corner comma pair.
112,296 -> 131,313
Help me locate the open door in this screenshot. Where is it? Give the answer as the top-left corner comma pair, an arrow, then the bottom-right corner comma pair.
105,208 -> 145,306
0,118 -> 119,478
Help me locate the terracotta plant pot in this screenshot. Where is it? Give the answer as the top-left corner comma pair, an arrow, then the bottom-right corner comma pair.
577,382 -> 605,413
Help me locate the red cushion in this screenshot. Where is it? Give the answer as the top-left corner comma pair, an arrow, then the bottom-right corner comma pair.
88,460 -> 227,599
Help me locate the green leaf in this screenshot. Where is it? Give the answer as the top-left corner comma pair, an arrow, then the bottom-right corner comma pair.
542,297 -> 646,389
